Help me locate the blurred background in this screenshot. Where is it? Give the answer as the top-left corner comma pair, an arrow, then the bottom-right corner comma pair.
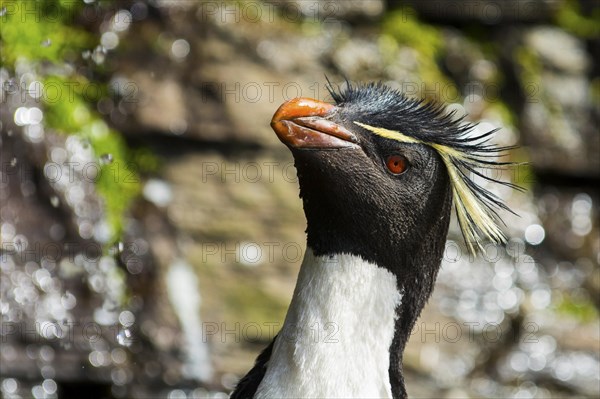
1,0 -> 599,398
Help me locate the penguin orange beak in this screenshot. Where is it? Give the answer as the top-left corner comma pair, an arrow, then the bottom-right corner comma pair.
271,98 -> 358,149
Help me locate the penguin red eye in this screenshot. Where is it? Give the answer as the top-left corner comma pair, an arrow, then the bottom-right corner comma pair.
386,155 -> 408,175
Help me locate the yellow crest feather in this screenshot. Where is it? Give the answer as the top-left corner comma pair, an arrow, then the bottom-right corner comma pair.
355,121 -> 510,253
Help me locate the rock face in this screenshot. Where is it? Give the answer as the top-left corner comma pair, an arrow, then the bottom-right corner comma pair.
408,0 -> 561,22
510,26 -> 599,177
1,1 -> 598,398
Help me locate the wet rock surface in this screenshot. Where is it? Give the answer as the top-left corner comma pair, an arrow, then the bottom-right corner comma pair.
1,1 -> 599,398
506,26 -> 600,178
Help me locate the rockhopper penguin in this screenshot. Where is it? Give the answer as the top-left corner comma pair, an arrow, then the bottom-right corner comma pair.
231,82 -> 517,398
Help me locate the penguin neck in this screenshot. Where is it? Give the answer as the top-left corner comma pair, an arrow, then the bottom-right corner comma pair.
255,249 -> 407,398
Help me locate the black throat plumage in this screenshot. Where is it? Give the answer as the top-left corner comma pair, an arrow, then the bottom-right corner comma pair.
291,144 -> 452,398
231,81 -> 515,399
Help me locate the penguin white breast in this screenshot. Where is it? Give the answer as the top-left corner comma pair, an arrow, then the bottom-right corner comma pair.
255,250 -> 403,398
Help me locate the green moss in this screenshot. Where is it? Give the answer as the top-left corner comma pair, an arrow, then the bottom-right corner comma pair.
0,0 -> 91,65
511,148 -> 536,190
382,7 -> 458,102
514,46 -> 542,89
555,0 -> 600,39
514,45 -> 572,148
463,25 -> 499,58
224,281 -> 288,329
93,136 -> 142,243
42,75 -> 103,129
514,45 -> 545,109
131,147 -> 162,175
555,293 -> 599,323
488,101 -> 516,127
193,254 -> 288,331
1,0 -> 157,246
42,75 -> 141,243
383,8 -> 442,61
590,77 -> 600,108
515,45 -> 563,113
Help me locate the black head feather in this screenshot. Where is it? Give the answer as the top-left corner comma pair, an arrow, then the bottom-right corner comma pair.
326,81 -> 521,252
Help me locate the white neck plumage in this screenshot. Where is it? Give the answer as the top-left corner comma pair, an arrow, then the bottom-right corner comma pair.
255,249 -> 403,398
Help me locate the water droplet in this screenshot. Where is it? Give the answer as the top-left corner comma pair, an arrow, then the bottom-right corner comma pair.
32,385 -> 45,398
101,31 -> 119,50
50,196 -> 60,207
107,243 -> 120,256
99,153 -> 113,165
112,10 -> 132,32
118,310 -> 135,327
143,179 -> 173,207
111,348 -> 127,364
111,367 -> 130,385
171,39 -> 190,60
126,257 -> 143,274
61,291 -> 77,309
89,350 -> 106,367
169,119 -> 187,135
168,389 -> 187,399
1,378 -> 18,394
91,45 -> 106,64
41,38 -> 52,47
39,346 -> 55,362
42,379 -> 57,394
524,224 -> 545,245
117,328 -> 133,347
24,124 -> 44,143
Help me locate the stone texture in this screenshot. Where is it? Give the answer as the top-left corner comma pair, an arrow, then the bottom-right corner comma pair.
402,0 -> 559,23
270,0 -> 385,21
508,26 -> 600,177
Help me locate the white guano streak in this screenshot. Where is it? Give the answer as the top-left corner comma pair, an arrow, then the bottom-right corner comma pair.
166,259 -> 213,382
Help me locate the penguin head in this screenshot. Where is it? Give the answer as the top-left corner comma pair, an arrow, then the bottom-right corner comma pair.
271,82 -> 516,273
